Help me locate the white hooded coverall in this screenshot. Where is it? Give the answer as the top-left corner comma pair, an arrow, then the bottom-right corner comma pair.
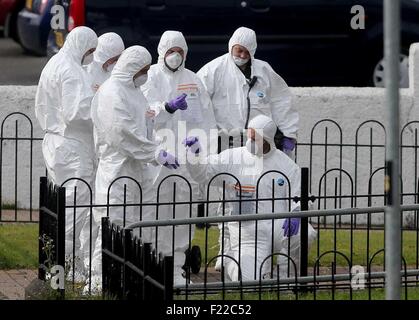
197,26 -> 299,147
35,26 -> 98,277
186,115 -> 315,281
86,32 -> 125,91
89,45 -> 159,289
141,30 -> 217,284
198,27 -> 300,269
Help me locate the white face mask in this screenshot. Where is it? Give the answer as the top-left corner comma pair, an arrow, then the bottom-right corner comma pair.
246,139 -> 263,157
133,74 -> 148,88
82,53 -> 94,66
233,55 -> 249,67
165,52 -> 183,70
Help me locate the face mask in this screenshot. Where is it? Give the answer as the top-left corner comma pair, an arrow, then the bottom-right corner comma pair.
165,52 -> 183,70
133,74 -> 148,88
233,55 -> 249,67
246,139 -> 263,157
82,53 -> 94,66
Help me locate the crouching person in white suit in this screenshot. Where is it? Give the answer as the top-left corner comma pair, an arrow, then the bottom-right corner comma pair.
183,115 -> 316,281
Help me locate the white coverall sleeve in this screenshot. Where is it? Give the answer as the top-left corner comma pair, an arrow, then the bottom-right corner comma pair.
197,62 -> 216,99
267,65 -> 299,140
112,96 -> 160,164
141,73 -> 173,124
186,150 -> 233,187
196,77 -> 218,153
61,69 -> 93,125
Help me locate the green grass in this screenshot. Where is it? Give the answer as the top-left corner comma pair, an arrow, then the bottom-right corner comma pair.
2,223 -> 419,300
193,227 -> 419,268
0,223 -> 38,269
308,229 -> 418,267
192,227 -> 219,266
2,223 -> 418,271
35,282 -> 117,300
1,202 -> 18,210
177,286 -> 419,300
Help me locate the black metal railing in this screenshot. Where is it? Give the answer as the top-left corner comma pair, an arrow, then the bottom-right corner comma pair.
38,176 -> 65,298
55,167 -> 419,300
101,217 -> 173,300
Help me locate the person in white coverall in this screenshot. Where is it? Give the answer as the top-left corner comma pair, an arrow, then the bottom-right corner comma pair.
89,45 -> 180,291
184,115 -> 316,281
197,26 -> 300,271
142,30 -> 217,285
35,26 -> 98,280
86,32 -> 125,92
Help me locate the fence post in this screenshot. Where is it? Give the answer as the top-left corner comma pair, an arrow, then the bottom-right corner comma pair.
101,217 -> 109,298
384,0 -> 402,300
123,228 -> 132,299
195,203 -> 206,229
56,186 -> 66,299
38,177 -> 47,280
163,256 -> 174,301
142,243 -> 151,299
300,168 -> 309,279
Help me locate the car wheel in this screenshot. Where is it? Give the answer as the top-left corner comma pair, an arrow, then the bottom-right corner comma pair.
373,54 -> 409,88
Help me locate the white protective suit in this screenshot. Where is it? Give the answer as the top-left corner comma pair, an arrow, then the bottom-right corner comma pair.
86,32 -> 125,91
198,27 -> 300,270
186,115 -> 316,281
89,45 -> 160,290
197,26 -> 298,147
141,31 -> 217,284
35,26 -> 98,278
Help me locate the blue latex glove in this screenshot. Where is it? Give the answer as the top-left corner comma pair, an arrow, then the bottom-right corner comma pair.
166,93 -> 188,112
282,137 -> 296,153
282,218 -> 300,237
157,150 -> 180,169
182,136 -> 201,154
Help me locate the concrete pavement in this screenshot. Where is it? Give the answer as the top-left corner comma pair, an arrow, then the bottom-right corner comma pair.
0,38 -> 47,85
0,269 -> 37,300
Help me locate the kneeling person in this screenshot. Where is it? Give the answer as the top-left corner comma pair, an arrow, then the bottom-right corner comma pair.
183,115 -> 316,281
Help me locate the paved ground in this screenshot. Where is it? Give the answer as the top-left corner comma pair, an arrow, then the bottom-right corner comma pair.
0,269 -> 37,300
0,37 -> 48,85
191,268 -> 221,283
0,210 -> 39,222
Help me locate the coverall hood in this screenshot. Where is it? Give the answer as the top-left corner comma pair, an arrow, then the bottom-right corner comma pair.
111,45 -> 152,85
248,114 -> 278,151
157,30 -> 188,70
228,26 -> 257,59
62,26 -> 98,65
94,32 -> 125,65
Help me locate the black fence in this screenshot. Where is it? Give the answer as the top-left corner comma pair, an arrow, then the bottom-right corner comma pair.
0,112 -> 43,223
37,178 -> 173,300
35,165 -> 419,300
1,113 -> 419,225
4,112 -> 419,299
101,216 -> 173,300
38,176 -> 65,298
56,166 -> 419,300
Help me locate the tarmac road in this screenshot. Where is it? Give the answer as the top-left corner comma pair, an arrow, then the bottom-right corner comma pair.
0,37 -> 48,86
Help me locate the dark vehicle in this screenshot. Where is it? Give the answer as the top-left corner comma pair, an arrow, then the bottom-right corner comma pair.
0,0 -> 25,43
16,0 -> 54,55
48,0 -> 419,87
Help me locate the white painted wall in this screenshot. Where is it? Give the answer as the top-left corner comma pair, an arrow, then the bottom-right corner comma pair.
2,44 -> 419,226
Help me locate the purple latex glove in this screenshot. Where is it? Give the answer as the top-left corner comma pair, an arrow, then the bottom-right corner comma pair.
282,218 -> 300,237
182,136 -> 201,154
282,137 -> 296,152
166,93 -> 188,112
157,150 -> 180,169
